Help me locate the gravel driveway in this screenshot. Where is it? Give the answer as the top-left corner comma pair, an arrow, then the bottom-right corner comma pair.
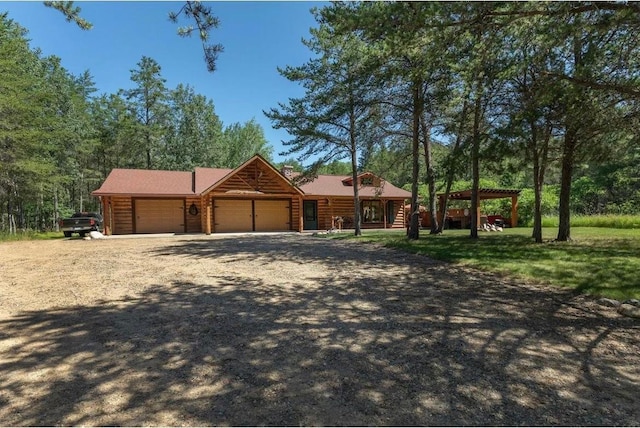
0,234 -> 638,426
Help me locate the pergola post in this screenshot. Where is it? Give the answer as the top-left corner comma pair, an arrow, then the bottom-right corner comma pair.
511,195 -> 518,227
476,195 -> 481,229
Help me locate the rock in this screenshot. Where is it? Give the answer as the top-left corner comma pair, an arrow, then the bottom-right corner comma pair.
622,299 -> 640,308
618,303 -> 640,318
598,298 -> 621,308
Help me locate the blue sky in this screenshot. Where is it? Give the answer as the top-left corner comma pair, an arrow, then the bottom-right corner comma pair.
2,1 -> 327,163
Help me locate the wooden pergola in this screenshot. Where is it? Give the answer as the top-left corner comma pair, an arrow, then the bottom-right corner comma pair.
438,188 -> 521,228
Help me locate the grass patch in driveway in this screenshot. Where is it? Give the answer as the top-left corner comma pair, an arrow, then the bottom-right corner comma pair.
327,227 -> 640,300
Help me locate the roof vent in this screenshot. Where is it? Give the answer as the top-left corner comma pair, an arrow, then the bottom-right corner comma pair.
281,165 -> 294,179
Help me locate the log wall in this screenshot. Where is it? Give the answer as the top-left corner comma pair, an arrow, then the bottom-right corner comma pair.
314,197 -> 406,230
290,197 -> 301,232
215,159 -> 294,194
185,196 -> 202,233
111,196 -> 133,235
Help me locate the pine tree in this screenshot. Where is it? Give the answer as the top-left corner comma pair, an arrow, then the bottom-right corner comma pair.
120,56 -> 169,169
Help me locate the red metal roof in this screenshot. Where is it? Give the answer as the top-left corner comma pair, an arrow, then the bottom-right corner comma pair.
194,167 -> 233,194
299,175 -> 411,198
92,169 -> 195,196
92,159 -> 411,199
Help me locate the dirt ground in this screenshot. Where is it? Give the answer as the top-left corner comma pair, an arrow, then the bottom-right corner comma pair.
0,233 -> 638,426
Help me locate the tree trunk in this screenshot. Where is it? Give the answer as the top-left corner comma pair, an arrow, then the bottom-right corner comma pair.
39,189 -> 45,231
468,14 -> 490,240
530,118 -> 543,243
351,150 -> 362,237
532,163 -> 543,243
350,103 -> 361,237
18,199 -> 25,230
146,144 -> 152,170
54,186 -> 60,232
438,101 -> 469,233
557,35 -> 586,242
407,80 -> 422,240
557,130 -> 576,241
79,172 -> 84,213
7,198 -> 15,234
470,84 -> 483,240
420,112 -> 438,234
531,121 -> 550,243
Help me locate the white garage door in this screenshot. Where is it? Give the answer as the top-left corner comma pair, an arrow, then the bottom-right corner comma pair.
254,200 -> 290,231
135,199 -> 185,233
214,199 -> 253,232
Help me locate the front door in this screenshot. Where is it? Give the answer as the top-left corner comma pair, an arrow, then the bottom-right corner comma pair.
303,200 -> 318,230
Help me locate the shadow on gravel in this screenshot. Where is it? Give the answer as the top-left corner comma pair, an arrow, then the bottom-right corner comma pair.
1,235 -> 639,425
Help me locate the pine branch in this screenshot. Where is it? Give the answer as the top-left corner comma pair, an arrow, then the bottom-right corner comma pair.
542,71 -> 640,98
43,1 -> 92,30
170,1 -> 224,73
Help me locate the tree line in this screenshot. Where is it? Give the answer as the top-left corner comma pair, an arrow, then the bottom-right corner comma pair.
0,14 -> 271,233
3,3 -> 640,240
267,2 -> 640,241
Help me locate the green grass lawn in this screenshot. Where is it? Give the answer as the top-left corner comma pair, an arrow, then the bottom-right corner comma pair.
0,231 -> 63,242
329,227 -> 640,300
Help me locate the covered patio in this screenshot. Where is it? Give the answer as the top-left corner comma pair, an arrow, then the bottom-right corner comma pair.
438,188 -> 521,228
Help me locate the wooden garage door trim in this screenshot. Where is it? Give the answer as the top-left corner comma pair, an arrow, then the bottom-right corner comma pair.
132,198 -> 186,234
212,198 -> 291,233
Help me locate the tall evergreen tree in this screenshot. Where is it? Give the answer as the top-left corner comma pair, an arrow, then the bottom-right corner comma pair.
265,13 -> 383,236
158,84 -> 224,170
91,93 -> 139,173
120,56 -> 169,169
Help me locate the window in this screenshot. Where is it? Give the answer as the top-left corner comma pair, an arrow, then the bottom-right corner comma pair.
361,176 -> 373,186
362,200 -> 383,223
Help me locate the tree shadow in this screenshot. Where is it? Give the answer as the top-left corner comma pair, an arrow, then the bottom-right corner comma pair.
1,235 -> 639,425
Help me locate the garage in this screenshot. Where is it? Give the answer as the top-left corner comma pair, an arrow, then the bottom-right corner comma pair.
214,199 -> 290,232
214,199 -> 253,232
254,200 -> 290,231
134,199 -> 185,233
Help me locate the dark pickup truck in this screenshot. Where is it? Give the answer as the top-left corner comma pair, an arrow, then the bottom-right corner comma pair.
59,212 -> 103,237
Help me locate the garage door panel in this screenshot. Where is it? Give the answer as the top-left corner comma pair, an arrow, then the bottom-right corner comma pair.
215,199 -> 252,232
213,199 -> 291,233
135,199 -> 185,233
254,200 -> 290,231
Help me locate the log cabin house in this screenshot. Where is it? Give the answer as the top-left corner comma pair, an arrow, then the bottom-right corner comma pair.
91,154 -> 411,235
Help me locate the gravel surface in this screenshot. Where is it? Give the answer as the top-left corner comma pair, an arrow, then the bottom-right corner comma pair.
0,234 -> 638,426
